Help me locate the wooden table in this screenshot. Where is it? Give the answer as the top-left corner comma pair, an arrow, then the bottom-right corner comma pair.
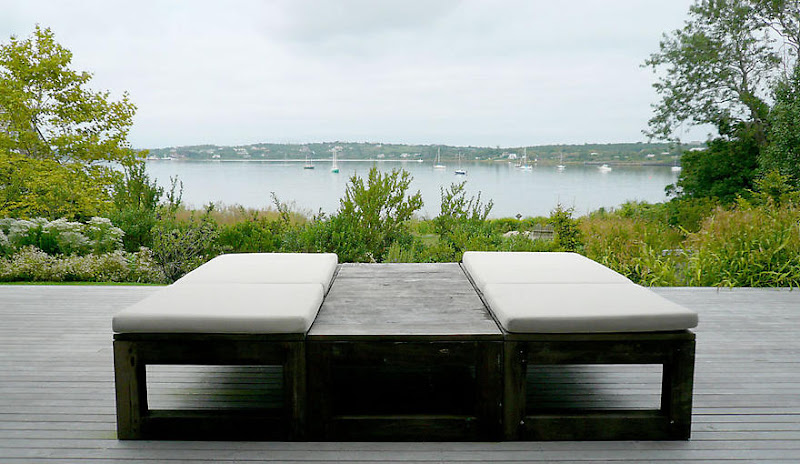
307,263 -> 504,441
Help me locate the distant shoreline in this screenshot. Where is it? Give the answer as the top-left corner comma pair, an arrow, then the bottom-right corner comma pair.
144,158 -> 682,168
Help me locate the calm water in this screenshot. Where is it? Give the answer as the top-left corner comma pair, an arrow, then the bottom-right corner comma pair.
145,160 -> 679,218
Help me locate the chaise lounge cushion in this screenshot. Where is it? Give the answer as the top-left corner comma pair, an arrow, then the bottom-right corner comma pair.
482,283 -> 699,333
175,253 -> 338,291
112,283 -> 325,334
462,251 -> 631,289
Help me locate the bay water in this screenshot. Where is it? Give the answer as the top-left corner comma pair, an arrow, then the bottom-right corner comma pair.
145,160 -> 679,219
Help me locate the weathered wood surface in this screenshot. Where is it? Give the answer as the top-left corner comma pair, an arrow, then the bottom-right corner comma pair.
307,264 -> 503,440
308,263 -> 502,339
1,284 -> 800,461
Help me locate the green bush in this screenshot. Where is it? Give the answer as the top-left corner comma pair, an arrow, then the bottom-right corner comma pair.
151,220 -> 219,282
0,217 -> 124,256
434,181 -> 495,256
108,162 -> 164,252
549,204 -> 583,252
217,216 -> 284,253
288,167 -> 425,262
0,246 -> 166,283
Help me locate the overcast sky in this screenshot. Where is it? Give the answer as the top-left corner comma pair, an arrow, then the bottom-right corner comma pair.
1,0 -> 710,149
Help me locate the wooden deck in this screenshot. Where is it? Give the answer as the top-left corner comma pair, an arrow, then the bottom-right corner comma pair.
1,285 -> 799,462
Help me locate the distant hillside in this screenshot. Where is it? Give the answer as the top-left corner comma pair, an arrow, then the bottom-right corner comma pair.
142,141 -> 705,165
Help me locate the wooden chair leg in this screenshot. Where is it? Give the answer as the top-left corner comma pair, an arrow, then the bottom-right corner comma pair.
475,341 -> 503,440
114,340 -> 147,439
285,341 -> 306,440
662,338 -> 696,439
503,341 -> 526,441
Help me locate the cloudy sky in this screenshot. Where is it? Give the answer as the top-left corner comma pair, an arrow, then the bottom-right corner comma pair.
1,0 -> 709,149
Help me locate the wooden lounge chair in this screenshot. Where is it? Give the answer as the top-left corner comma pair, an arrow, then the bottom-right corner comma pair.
462,251 -> 698,441
112,253 -> 337,440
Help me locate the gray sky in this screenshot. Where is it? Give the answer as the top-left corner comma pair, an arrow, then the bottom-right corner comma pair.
1,0 -> 710,149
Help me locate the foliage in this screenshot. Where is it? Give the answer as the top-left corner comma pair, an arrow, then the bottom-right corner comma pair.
761,64 -> 800,186
0,26 -> 139,218
669,131 -> 760,202
660,197 -> 720,232
580,214 -> 686,286
752,0 -> 800,61
684,203 -> 800,286
151,212 -> 219,282
0,151 -> 111,220
0,246 -> 165,283
334,167 -> 423,262
434,181 -> 495,257
743,170 -> 800,207
548,204 -> 583,252
217,215 -> 284,253
644,0 -> 785,141
108,162 -> 164,251
0,216 -> 123,256
0,26 -> 137,166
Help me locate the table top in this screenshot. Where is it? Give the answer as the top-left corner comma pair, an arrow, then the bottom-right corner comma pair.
307,263 -> 502,340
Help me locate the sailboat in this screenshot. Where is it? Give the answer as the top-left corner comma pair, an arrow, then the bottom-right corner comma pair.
520,147 -> 532,171
331,147 -> 340,173
303,152 -> 315,169
454,152 -> 467,175
557,153 -> 566,171
671,155 -> 682,172
433,147 -> 446,170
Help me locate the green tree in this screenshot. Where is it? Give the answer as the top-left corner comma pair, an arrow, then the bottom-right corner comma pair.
644,0 -> 780,141
646,0 -> 799,200
670,129 -> 761,202
0,26 -> 138,218
0,151 -> 109,219
761,65 -> 800,186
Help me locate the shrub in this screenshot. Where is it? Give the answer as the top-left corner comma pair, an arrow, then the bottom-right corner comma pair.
41,218 -> 90,255
151,214 -> 219,282
330,167 -> 423,262
0,246 -> 58,281
662,197 -> 719,232
549,204 -> 582,252
0,246 -> 166,283
217,216 -> 284,253
85,217 -> 125,253
0,229 -> 10,257
434,181 -> 495,256
4,218 -> 47,250
0,217 -> 124,256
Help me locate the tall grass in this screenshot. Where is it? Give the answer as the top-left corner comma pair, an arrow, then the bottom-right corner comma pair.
171,203 -> 307,226
580,202 -> 800,287
580,214 -> 686,286
685,205 -> 800,287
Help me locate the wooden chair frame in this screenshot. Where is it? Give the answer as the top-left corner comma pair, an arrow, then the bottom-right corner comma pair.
113,333 -> 306,440
503,331 -> 696,440
306,338 -> 504,441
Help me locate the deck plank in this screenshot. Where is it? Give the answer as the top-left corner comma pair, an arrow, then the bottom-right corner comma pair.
0,283 -> 799,461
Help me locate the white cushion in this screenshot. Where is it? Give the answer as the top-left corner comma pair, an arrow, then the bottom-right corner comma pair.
482,283 -> 699,333
462,251 -> 631,289
112,283 -> 324,334
175,253 -> 338,291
